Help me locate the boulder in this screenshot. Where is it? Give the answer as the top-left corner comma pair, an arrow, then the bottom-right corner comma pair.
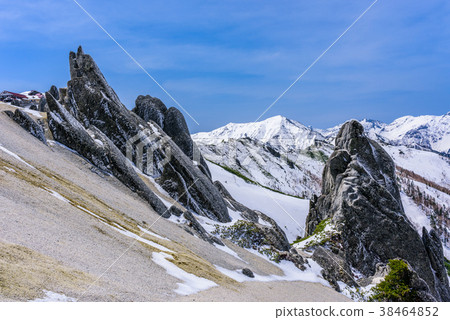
5,109 -> 47,145
242,268 -> 254,278
38,96 -> 48,112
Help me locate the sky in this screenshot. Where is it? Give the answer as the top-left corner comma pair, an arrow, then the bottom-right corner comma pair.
1,0 -> 450,133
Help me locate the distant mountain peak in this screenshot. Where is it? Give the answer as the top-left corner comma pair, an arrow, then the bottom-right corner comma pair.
193,115 -> 324,150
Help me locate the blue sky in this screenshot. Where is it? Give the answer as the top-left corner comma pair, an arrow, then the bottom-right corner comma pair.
1,0 -> 450,132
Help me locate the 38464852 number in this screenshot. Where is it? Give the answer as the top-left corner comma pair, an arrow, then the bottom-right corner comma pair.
379,306 -> 438,317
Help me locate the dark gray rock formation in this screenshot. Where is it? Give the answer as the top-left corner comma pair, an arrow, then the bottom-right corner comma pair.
133,96 -> 212,179
38,96 -> 48,112
422,228 -> 450,301
46,91 -> 170,218
306,120 -> 450,301
5,109 -> 47,145
49,85 -> 60,101
183,210 -> 223,245
46,46 -> 229,223
133,95 -> 167,128
312,247 -> 357,291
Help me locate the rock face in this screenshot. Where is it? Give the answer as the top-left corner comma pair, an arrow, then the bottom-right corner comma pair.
46,92 -> 170,218
242,268 -> 255,278
46,46 -> 229,223
422,228 -> 450,301
133,95 -> 167,128
5,109 -> 47,145
305,120 -> 450,301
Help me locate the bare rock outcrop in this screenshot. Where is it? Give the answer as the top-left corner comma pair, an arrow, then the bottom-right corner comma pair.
305,120 -> 450,301
4,109 -> 47,145
46,46 -> 230,223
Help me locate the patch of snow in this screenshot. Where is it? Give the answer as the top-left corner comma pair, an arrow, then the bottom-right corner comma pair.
22,108 -> 43,119
401,192 -> 432,232
444,246 -> 450,261
138,225 -> 169,241
152,252 -> 217,295
42,187 -> 70,203
108,223 -> 174,253
31,290 -> 76,302
167,214 -> 188,225
94,139 -> 104,147
215,257 -> 328,287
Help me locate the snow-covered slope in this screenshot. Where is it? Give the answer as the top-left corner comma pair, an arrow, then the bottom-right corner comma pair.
208,161 -> 310,242
384,145 -> 450,189
193,116 -> 333,198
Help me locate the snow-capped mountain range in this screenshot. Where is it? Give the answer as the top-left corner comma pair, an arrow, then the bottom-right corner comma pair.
194,115 -> 326,151
320,113 -> 450,155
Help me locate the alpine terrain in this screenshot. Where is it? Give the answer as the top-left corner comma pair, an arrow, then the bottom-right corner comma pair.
1,47 -> 449,302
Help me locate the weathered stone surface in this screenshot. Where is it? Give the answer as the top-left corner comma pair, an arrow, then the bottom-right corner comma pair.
4,109 -> 47,145
422,228 -> 450,301
46,46 -> 229,224
46,92 -> 170,218
133,97 -> 212,179
183,210 -> 223,245
312,247 -> 357,291
38,96 -> 48,112
306,120 -> 449,301
159,154 -> 230,222
49,85 -> 60,101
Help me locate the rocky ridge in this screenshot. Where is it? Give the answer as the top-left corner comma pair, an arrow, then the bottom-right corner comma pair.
34,46 -> 299,262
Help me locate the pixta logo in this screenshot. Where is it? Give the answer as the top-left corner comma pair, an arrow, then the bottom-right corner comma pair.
126,130 -> 172,175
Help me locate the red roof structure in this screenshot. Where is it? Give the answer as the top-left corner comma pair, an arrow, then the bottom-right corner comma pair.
0,91 -> 28,99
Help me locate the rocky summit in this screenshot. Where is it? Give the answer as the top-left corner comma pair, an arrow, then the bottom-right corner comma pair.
304,120 -> 450,301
